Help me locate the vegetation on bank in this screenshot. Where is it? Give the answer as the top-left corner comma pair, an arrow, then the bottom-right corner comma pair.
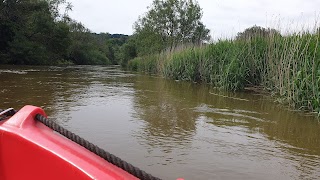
128,26 -> 320,115
0,0 -> 131,65
126,0 -> 320,115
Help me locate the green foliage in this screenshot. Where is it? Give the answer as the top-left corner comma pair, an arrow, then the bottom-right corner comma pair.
128,55 -> 158,74
119,38 -> 137,67
0,0 -> 130,66
67,22 -> 110,65
85,33 -> 132,65
134,28 -> 165,56
0,0 -> 71,65
236,25 -> 281,40
134,0 -> 210,56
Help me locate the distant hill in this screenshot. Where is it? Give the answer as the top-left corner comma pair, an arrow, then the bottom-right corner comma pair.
108,34 -> 129,39
91,33 -> 130,46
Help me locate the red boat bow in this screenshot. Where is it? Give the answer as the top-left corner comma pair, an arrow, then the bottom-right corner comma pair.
0,105 -> 139,180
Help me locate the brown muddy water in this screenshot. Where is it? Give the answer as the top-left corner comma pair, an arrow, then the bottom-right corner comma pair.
0,65 -> 320,180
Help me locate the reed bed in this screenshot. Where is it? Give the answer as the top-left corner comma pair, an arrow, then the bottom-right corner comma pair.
128,30 -> 320,115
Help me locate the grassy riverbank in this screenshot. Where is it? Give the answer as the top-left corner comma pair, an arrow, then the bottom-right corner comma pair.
128,31 -> 320,115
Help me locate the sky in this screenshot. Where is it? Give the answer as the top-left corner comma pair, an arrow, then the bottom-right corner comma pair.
67,0 -> 320,39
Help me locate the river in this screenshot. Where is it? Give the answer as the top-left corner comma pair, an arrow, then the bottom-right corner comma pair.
0,65 -> 319,180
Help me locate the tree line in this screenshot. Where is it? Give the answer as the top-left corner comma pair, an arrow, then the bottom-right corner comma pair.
0,0 -> 212,66
0,0 -> 131,65
0,0 -> 291,67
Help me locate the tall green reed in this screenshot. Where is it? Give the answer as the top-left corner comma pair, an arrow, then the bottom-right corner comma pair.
128,29 -> 320,114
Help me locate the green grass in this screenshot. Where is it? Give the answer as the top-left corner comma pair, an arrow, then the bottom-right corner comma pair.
128,31 -> 320,115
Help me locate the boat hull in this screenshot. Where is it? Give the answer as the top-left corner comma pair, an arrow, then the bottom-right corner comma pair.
0,105 -> 138,180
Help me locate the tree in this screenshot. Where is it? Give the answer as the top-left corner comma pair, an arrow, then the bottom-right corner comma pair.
46,0 -> 73,21
0,0 -> 72,65
119,37 -> 137,67
134,0 -> 210,55
0,0 -> 128,65
236,25 -> 281,40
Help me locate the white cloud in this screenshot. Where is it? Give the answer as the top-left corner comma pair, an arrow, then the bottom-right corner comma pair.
199,0 -> 320,39
67,0 -> 320,38
68,0 -> 151,34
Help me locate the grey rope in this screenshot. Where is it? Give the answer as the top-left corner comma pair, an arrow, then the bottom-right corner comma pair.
0,108 -> 17,121
35,114 -> 161,180
0,108 -> 14,116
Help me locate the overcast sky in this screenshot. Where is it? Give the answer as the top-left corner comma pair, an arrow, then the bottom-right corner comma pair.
67,0 -> 320,39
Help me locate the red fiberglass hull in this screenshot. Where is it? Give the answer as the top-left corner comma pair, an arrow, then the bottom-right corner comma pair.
0,105 -> 138,180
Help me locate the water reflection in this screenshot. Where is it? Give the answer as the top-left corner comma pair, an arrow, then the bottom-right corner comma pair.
133,77 -> 197,137
132,75 -> 320,179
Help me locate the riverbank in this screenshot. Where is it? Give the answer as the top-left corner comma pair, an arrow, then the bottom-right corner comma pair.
128,32 -> 320,116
